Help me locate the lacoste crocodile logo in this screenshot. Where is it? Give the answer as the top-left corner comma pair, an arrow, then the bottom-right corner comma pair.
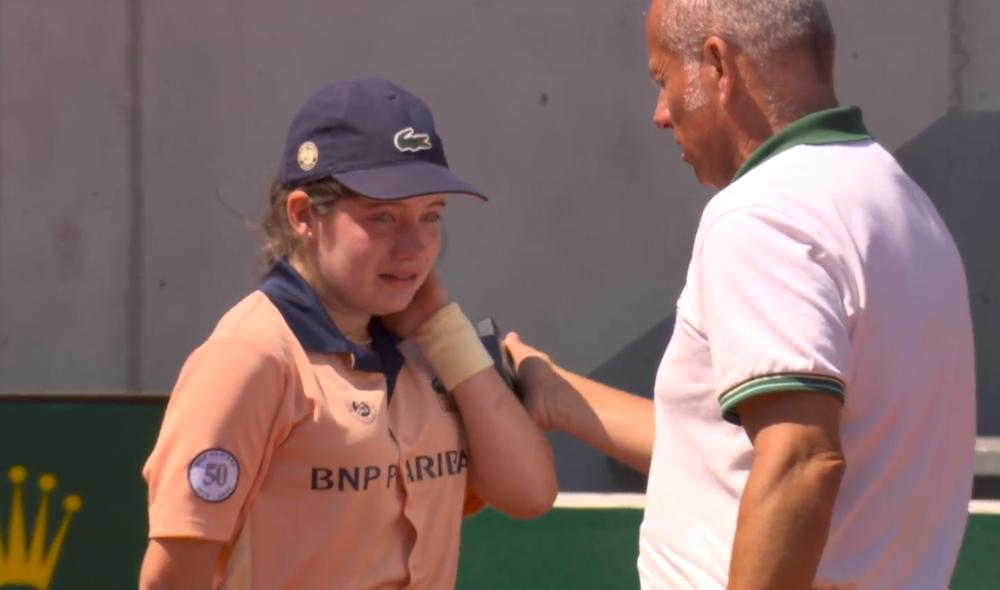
394,127 -> 432,153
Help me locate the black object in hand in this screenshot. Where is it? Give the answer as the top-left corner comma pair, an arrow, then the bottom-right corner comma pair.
475,317 -> 522,402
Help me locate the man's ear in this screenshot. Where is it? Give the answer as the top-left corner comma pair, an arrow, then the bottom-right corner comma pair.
703,35 -> 740,106
286,190 -> 315,239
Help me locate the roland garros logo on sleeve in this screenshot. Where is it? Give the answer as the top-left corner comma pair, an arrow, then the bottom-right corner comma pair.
393,127 -> 432,153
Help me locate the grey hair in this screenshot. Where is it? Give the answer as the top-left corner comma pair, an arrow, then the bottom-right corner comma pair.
659,0 -> 833,62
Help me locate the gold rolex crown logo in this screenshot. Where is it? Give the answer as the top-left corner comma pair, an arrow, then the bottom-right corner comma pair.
0,466 -> 82,590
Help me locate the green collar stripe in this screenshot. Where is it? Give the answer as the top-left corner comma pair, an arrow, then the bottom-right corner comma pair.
720,374 -> 845,404
732,105 -> 872,182
719,374 -> 846,425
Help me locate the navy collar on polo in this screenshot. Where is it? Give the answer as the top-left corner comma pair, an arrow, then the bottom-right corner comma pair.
260,258 -> 405,397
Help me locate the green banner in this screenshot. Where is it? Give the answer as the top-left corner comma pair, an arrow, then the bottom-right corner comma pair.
0,398 -> 163,589
0,398 -> 996,590
458,510 -> 1000,590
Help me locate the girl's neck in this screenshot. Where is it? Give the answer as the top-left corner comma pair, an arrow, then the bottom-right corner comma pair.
288,255 -> 372,346
324,305 -> 372,346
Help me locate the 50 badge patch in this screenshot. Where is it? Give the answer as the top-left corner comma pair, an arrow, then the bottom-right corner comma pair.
189,448 -> 240,502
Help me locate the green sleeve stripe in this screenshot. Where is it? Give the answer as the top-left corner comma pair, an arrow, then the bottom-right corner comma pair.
719,374 -> 846,425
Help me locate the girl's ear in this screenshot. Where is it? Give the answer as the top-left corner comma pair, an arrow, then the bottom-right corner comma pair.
286,190 -> 314,239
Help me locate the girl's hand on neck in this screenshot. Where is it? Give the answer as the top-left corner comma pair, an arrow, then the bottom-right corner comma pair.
383,271 -> 451,337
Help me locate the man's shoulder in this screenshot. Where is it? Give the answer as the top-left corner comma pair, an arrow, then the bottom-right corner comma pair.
696,175 -> 784,236
734,139 -> 902,202
701,140 -> 901,232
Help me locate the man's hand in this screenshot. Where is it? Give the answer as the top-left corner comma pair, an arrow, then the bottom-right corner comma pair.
383,271 -> 450,337
504,332 -> 563,431
504,331 -> 655,472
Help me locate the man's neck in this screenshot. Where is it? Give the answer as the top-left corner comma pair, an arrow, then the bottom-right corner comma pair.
770,91 -> 839,134
730,87 -> 839,182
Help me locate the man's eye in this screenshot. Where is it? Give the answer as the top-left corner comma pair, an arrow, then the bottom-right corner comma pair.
422,212 -> 442,223
373,212 -> 395,222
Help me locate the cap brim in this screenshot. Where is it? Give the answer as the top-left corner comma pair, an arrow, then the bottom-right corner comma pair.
332,161 -> 487,201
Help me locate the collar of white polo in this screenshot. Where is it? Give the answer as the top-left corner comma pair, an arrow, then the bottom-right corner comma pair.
732,105 -> 872,182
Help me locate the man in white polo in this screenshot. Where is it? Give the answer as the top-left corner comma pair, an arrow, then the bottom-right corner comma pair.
505,0 -> 976,588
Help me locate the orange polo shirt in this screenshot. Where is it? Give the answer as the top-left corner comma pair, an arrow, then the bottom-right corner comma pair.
144,259 -> 480,589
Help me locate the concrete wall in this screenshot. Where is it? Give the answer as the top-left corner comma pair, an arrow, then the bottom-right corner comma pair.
1,0 -> 997,490
0,0 -> 134,391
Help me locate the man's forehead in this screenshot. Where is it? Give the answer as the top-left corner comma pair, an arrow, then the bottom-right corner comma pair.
647,43 -> 673,76
645,0 -> 664,28
644,0 -> 671,60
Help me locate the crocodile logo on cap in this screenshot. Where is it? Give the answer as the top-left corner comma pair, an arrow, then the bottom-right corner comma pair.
394,127 -> 432,153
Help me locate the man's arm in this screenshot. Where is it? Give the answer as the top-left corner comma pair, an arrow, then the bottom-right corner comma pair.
505,333 -> 655,473
728,391 -> 846,590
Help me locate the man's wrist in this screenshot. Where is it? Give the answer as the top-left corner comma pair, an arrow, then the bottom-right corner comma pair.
518,357 -> 575,434
545,364 -> 578,432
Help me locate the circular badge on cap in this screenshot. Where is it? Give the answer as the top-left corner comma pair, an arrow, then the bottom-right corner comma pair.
297,141 -> 319,171
188,448 -> 239,502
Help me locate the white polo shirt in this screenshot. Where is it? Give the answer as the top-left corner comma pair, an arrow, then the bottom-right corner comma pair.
638,107 -> 976,590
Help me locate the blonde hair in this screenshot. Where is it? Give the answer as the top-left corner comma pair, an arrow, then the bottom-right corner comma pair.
261,177 -> 357,266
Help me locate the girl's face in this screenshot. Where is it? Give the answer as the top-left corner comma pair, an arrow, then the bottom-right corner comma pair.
309,194 -> 445,319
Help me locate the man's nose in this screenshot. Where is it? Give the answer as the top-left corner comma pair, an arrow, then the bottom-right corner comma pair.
653,91 -> 672,129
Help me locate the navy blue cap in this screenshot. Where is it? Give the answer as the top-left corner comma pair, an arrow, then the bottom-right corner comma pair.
280,78 -> 486,201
